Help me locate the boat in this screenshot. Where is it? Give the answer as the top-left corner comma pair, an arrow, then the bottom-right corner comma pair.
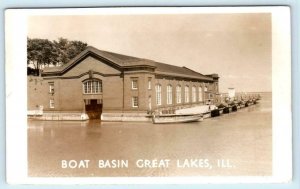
200,111 -> 209,118
237,101 -> 245,108
218,107 -> 225,114
231,105 -> 238,112
223,106 -> 231,114
211,108 -> 221,117
174,105 -> 216,119
152,113 -> 203,124
217,103 -> 230,114
245,99 -> 254,106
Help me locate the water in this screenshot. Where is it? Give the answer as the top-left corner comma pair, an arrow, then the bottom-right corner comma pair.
28,93 -> 272,177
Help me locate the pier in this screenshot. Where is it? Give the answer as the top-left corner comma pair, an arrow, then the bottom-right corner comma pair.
152,90 -> 262,124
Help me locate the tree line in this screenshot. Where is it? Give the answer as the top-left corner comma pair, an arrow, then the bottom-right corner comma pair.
27,37 -> 88,75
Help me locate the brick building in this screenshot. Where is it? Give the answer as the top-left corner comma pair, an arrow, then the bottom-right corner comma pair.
28,46 -> 219,121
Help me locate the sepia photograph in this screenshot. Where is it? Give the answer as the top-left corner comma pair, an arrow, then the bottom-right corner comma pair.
5,7 -> 292,184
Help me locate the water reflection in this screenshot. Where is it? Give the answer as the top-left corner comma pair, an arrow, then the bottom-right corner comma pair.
28,93 -> 272,177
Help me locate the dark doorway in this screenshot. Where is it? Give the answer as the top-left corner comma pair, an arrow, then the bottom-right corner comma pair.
85,99 -> 102,120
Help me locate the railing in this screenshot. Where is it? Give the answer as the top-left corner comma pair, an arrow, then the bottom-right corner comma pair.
152,92 -> 261,115
218,92 -> 261,103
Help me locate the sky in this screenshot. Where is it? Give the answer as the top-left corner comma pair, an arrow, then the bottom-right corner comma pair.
28,13 -> 272,93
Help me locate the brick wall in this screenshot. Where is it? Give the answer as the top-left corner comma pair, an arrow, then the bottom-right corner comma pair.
28,76 -> 48,111
28,54 -> 219,117
63,56 -> 121,77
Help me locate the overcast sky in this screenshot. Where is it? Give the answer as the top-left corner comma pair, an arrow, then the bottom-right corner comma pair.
28,13 -> 271,93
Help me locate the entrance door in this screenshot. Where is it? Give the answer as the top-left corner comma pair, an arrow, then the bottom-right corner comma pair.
85,99 -> 102,119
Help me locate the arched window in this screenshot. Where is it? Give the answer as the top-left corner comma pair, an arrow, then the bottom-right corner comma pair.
176,85 -> 182,104
155,84 -> 162,105
198,87 -> 203,102
185,85 -> 189,103
83,79 -> 102,94
192,86 -> 196,102
167,85 -> 172,105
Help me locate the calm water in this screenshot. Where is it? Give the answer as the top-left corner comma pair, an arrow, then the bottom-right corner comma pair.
28,93 -> 272,177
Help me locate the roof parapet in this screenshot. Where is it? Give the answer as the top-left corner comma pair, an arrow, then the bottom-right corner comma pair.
205,73 -> 219,79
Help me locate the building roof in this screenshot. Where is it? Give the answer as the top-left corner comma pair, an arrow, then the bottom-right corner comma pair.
43,46 -> 215,81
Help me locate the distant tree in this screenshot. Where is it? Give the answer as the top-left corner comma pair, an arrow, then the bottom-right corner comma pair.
54,37 -> 88,65
27,38 -> 58,75
53,38 -> 69,65
27,37 -> 88,75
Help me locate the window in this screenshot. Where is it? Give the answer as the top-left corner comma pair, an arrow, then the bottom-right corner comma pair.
83,79 -> 102,94
131,79 -> 138,90
198,87 -> 203,102
176,85 -> 182,103
132,96 -> 138,107
49,99 -> 54,108
155,84 -> 162,105
204,86 -> 208,92
185,86 -> 189,103
49,82 -> 54,93
192,86 -> 196,102
148,78 -> 151,90
209,83 -> 213,91
167,85 -> 172,105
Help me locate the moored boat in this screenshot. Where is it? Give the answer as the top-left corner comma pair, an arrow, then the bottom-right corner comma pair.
175,105 -> 217,119
217,103 -> 230,114
211,109 -> 220,117
152,113 -> 203,124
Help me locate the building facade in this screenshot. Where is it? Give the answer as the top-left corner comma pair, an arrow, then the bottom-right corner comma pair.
28,46 -> 219,121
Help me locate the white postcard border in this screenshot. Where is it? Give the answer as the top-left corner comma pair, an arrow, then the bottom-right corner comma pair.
5,6 -> 292,184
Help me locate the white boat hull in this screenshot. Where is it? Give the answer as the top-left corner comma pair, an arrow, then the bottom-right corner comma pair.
152,114 -> 203,124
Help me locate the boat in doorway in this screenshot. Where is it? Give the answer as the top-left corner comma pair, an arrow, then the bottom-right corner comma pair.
152,113 -> 203,124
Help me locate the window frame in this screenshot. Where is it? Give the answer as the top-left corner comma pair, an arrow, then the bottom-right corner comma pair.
83,79 -> 102,94
198,86 -> 203,102
192,86 -> 196,102
204,85 -> 208,92
156,84 -> 162,106
132,96 -> 139,108
148,78 -> 152,90
215,82 -> 218,91
49,99 -> 55,109
131,79 -> 138,90
185,85 -> 190,103
176,85 -> 182,104
166,84 -> 173,105
49,82 -> 54,94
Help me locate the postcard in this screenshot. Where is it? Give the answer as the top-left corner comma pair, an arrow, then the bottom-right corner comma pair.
5,6 -> 292,184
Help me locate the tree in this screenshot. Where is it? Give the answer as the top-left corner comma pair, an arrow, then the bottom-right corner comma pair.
54,38 -> 87,65
27,38 -> 58,75
27,37 -> 88,75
